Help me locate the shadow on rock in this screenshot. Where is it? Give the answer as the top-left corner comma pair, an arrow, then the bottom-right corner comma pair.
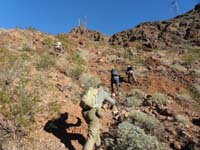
44,112 -> 86,150
192,118 -> 200,127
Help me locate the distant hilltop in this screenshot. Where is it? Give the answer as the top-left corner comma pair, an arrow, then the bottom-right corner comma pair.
109,3 -> 200,49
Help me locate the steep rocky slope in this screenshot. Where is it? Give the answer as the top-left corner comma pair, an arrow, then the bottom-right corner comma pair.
109,4 -> 200,49
0,7 -> 200,149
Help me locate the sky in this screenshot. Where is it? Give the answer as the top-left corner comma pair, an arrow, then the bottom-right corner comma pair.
0,0 -> 199,35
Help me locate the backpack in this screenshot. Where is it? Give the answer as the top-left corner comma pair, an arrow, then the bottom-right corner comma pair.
111,69 -> 119,76
81,87 -> 98,110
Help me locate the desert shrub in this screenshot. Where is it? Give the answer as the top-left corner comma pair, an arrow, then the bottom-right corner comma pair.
126,89 -> 145,107
114,121 -> 163,150
175,115 -> 190,125
2,87 -> 38,129
129,111 -> 164,137
20,44 -> 32,51
78,49 -> 88,62
192,83 -> 200,98
37,52 -> 55,69
150,93 -> 168,105
134,55 -> 145,64
0,90 -> 10,104
79,73 -> 100,89
72,53 -> 86,65
156,66 -> 167,74
71,65 -> 85,79
176,93 -> 192,103
182,54 -> 198,65
171,64 -> 187,72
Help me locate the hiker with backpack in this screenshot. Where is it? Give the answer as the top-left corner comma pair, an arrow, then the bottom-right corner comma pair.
81,84 -> 116,150
126,65 -> 137,84
111,69 -> 121,93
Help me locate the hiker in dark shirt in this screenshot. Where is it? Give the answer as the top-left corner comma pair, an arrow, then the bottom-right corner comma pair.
111,69 -> 121,93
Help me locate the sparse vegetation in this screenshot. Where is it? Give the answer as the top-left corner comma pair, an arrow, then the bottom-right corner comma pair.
129,111 -> 164,137
192,83 -> 200,98
176,92 -> 192,103
37,52 -> 55,69
48,101 -> 61,118
43,37 -> 54,47
150,93 -> 168,105
108,121 -> 165,150
171,64 -> 187,72
20,44 -> 33,51
134,55 -> 145,64
79,73 -> 100,89
71,65 -> 86,79
175,114 -> 190,125
126,89 -> 145,107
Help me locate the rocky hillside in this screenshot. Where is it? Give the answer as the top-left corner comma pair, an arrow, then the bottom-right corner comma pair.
109,4 -> 200,49
70,26 -> 108,42
0,5 -> 200,150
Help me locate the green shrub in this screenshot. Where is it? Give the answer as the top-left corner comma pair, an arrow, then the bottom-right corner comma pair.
126,89 -> 145,107
182,54 -> 198,65
150,93 -> 168,105
71,65 -> 85,79
192,83 -> 200,98
37,53 -> 55,69
21,44 -> 32,51
129,111 -> 164,137
114,122 -> 163,150
79,73 -> 100,89
171,64 -> 187,72
0,90 -> 10,104
175,115 -> 190,125
72,53 -> 86,66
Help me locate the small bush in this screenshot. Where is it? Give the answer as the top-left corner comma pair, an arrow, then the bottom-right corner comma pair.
37,53 -> 55,69
20,44 -> 32,51
114,121 -> 163,150
134,55 -> 145,64
175,115 -> 190,125
0,90 -> 10,104
171,64 -> 187,72
129,111 -> 164,137
192,83 -> 200,98
182,54 -> 198,65
150,93 -> 168,105
79,73 -> 100,89
71,65 -> 85,79
126,89 -> 145,107
72,53 -> 86,66
176,93 -> 192,103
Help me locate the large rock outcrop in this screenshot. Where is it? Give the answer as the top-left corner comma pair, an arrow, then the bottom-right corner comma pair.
109,3 -> 200,49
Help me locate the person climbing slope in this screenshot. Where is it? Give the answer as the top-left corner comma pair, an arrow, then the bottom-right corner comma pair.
80,84 -> 116,150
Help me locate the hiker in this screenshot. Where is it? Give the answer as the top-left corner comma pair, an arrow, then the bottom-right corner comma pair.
55,41 -> 63,53
111,69 -> 121,93
81,84 -> 116,150
129,47 -> 135,59
126,65 -> 137,84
